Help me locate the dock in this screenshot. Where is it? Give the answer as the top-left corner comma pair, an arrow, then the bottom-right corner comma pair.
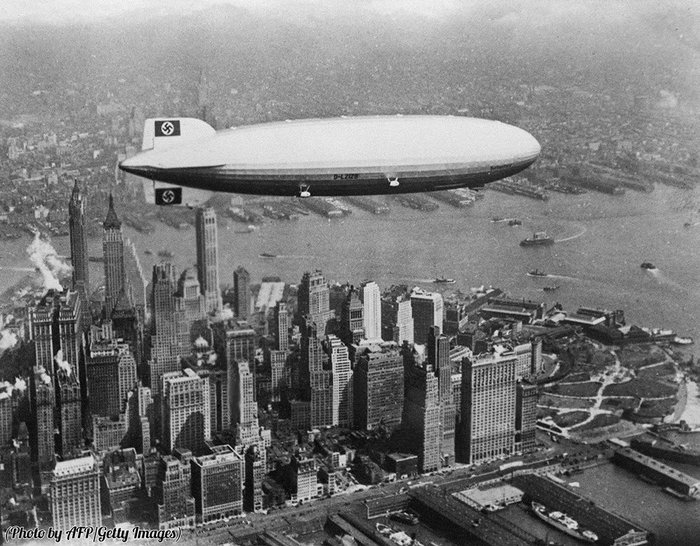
613,447 -> 700,498
342,196 -> 389,214
511,473 -> 651,546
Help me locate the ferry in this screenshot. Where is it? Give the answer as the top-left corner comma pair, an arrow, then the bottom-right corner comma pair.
531,502 -> 598,543
520,231 -> 554,246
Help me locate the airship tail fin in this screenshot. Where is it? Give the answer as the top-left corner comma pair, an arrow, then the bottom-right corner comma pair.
141,117 -> 216,152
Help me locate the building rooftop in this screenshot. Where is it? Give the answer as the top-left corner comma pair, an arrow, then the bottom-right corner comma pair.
52,455 -> 96,478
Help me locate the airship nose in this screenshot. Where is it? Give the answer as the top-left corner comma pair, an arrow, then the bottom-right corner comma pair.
508,124 -> 541,161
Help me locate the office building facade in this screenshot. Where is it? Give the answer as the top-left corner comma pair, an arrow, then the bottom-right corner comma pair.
195,207 -> 222,313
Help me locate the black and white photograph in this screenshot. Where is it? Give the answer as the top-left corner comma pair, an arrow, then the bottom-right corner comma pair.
0,1 -> 698,544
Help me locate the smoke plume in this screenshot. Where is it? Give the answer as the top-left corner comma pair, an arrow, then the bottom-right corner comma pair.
26,232 -> 72,291
54,349 -> 72,376
0,330 -> 18,352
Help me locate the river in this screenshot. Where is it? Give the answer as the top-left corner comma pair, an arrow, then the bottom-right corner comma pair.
2,183 -> 699,342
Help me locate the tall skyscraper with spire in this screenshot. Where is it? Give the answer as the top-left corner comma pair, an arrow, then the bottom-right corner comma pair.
69,180 -> 89,296
103,194 -> 126,317
195,207 -> 221,313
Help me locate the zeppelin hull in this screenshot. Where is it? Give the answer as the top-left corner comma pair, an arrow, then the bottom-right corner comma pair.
122,158 -> 537,197
119,115 -> 541,198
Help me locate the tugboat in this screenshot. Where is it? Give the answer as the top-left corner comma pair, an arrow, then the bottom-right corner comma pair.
543,285 -> 560,292
508,218 -> 522,226
640,262 -> 657,270
527,268 -> 548,277
520,231 -> 554,247
433,277 -> 456,284
531,502 -> 598,543
259,252 -> 277,259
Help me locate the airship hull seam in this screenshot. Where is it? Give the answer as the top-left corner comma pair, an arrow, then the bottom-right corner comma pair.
122,157 -> 537,197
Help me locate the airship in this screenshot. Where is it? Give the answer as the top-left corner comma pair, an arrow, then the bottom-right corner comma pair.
119,115 -> 540,202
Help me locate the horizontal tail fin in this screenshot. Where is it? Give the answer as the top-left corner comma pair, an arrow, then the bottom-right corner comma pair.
141,117 -> 216,152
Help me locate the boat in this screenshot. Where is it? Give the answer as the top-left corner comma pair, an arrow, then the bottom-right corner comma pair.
527,268 -> 548,277
144,249 -> 153,255
640,262 -> 657,270
259,252 -> 277,259
433,277 -> 456,284
531,502 -> 598,543
520,231 -> 554,246
673,336 -> 694,345
508,218 -> 522,226
235,224 -> 257,234
543,285 -> 560,292
158,250 -> 174,258
376,522 -> 391,535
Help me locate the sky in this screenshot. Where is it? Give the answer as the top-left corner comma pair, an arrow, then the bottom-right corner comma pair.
2,0 -> 697,30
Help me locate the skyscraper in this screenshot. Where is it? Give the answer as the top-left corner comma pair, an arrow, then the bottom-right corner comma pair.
361,281 -> 381,341
274,301 -> 289,351
103,194 -> 126,317
161,369 -> 210,455
155,448 -> 196,530
427,326 -> 456,457
176,269 -> 207,323
31,290 -> 82,376
516,380 -> 538,453
195,207 -> 221,313
402,362 -> 441,473
233,267 -> 250,320
50,455 -> 101,529
269,349 -> 287,403
457,353 -> 517,465
410,288 -> 443,345
56,367 -> 82,460
354,344 -> 404,432
124,238 -> 148,322
68,180 -> 91,331
298,270 -> 332,336
327,335 -> 352,427
86,338 -> 121,418
191,445 -> 244,523
229,361 -> 256,432
30,366 -> 55,470
111,289 -> 143,369
150,263 -> 190,396
340,287 -> 364,345
382,292 -> 414,345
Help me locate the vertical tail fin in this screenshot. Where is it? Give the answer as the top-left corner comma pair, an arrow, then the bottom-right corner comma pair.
141,117 -> 216,151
